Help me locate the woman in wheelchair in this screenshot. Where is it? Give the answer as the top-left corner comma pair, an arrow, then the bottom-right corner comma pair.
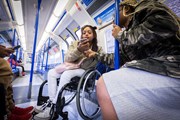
34,25 -> 103,119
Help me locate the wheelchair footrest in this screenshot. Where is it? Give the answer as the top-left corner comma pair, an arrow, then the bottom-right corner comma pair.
55,97 -> 69,120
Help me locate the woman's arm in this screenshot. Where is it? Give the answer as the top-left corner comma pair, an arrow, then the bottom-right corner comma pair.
121,9 -> 179,46
64,40 -> 90,62
84,47 -> 114,67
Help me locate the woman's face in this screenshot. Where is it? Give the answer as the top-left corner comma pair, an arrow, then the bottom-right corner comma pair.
82,27 -> 94,42
119,6 -> 127,27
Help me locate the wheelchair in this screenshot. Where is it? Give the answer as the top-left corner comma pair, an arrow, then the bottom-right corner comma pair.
36,62 -> 112,120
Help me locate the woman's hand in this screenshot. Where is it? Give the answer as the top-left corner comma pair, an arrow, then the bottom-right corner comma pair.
84,49 -> 97,58
0,45 -> 14,58
112,23 -> 122,39
77,40 -> 90,53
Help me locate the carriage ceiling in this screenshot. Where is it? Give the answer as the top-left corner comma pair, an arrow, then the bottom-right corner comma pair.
0,0 -> 179,53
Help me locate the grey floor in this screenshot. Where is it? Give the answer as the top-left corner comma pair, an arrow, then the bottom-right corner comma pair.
11,73 -> 70,120
12,73 -> 102,120
12,73 -> 46,107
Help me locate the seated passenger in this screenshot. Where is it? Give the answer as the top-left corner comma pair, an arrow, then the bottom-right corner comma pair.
0,45 -> 34,120
95,0 -> 180,120
34,25 -> 103,119
8,54 -> 25,76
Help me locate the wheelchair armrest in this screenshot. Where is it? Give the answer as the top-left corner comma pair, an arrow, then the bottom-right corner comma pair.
38,80 -> 48,97
37,80 -> 49,106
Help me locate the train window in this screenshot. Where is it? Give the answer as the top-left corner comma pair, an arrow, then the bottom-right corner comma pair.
48,55 -> 54,64
62,41 -> 68,52
0,36 -> 5,44
0,35 -> 11,47
54,52 -> 61,64
66,36 -> 74,45
75,29 -> 81,40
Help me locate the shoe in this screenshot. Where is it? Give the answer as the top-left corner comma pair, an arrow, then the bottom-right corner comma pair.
8,113 -> 32,120
22,72 -> 25,76
35,100 -> 52,113
34,107 -> 51,120
11,106 -> 34,115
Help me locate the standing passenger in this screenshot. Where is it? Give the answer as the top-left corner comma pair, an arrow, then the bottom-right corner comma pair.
94,0 -> 180,120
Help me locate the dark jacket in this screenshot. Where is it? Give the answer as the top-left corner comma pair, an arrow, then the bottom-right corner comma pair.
119,0 -> 180,78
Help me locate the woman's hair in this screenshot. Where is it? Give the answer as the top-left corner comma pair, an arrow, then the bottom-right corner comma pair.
120,0 -> 137,7
81,25 -> 98,52
120,0 -> 137,17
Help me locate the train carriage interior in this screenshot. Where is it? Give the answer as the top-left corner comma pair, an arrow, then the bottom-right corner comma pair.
0,0 -> 179,120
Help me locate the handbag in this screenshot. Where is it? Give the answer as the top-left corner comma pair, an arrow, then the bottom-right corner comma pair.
55,57 -> 86,74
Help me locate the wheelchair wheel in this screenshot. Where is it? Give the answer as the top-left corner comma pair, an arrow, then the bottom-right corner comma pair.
76,69 -> 101,120
56,82 -> 77,119
58,82 -> 77,106
37,80 -> 49,106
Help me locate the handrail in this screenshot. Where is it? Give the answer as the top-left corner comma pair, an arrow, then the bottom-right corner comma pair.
28,0 -> 42,99
98,21 -> 113,30
114,0 -> 120,69
41,44 -> 46,72
45,38 -> 50,71
6,0 -> 15,20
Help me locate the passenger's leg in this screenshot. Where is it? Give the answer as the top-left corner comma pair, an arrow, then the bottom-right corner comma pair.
35,68 -> 61,114
19,65 -> 25,76
53,68 -> 85,103
20,65 -> 25,72
96,76 -> 118,120
16,66 -> 22,76
47,69 -> 62,101
97,67 -> 180,120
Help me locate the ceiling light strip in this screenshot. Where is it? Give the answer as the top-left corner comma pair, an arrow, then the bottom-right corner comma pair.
5,0 -> 15,20
52,10 -> 67,32
37,10 -> 67,52
11,0 -> 24,25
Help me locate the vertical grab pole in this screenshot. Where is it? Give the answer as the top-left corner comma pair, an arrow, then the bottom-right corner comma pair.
12,29 -> 15,46
10,29 -> 16,68
19,47 -> 22,60
114,0 -> 120,69
38,50 -> 42,72
62,49 -> 64,63
28,0 -> 42,99
41,44 -> 46,73
36,53 -> 39,71
45,38 -> 50,71
15,39 -> 19,60
39,52 -> 42,71
21,48 -> 24,60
